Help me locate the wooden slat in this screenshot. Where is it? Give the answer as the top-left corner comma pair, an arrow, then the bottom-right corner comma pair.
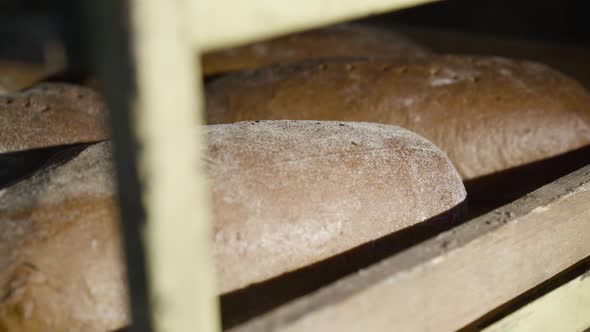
130,0 -> 219,331
189,0 -> 439,51
483,270 -> 590,332
231,164 -> 590,332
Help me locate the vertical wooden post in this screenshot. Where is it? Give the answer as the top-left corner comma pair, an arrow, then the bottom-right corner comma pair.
88,0 -> 220,331
129,0 -> 220,331
88,1 -> 439,331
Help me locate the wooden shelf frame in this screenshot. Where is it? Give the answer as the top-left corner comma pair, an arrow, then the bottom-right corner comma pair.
86,0 -> 590,331
483,268 -> 590,332
230,164 -> 590,332
189,0 -> 439,51
95,1 -> 440,331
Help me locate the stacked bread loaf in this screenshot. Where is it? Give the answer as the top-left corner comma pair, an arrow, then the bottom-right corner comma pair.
201,24 -> 430,75
0,83 -> 110,153
0,61 -> 51,94
0,143 -> 125,331
0,120 -> 466,330
205,55 -> 590,180
0,22 -> 589,332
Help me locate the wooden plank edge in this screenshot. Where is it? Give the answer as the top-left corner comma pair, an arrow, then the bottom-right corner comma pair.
190,0 -> 439,52
458,256 -> 590,331
230,164 -> 590,332
483,269 -> 590,332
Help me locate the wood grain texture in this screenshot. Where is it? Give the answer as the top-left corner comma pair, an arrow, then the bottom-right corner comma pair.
230,163 -> 590,332
483,269 -> 590,332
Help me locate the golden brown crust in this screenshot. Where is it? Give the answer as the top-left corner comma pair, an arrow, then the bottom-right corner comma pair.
0,143 -> 127,332
0,119 -> 466,328
0,61 -> 50,94
201,24 -> 430,75
0,83 -> 110,153
206,55 -> 590,180
0,198 -> 128,332
207,121 -> 465,293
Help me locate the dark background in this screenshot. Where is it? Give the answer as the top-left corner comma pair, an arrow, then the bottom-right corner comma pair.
0,0 -> 588,64
0,0 -> 589,63
379,0 -> 589,47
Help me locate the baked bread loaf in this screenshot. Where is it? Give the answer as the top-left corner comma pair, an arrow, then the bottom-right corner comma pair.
206,55 -> 590,180
207,121 -> 465,293
0,82 -> 110,153
0,61 -> 49,94
201,24 -> 430,75
0,121 -> 465,329
0,143 -> 127,332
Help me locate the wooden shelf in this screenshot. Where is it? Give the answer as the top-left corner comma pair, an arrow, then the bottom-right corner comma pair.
88,0 -> 590,331
483,269 -> 590,332
231,164 -> 590,332
120,1 -> 440,331
189,0 -> 440,51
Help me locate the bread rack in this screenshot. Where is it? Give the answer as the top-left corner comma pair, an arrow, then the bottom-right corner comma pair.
78,0 -> 590,331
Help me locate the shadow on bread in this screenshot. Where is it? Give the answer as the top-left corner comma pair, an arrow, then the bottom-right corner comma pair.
220,201 -> 466,329
220,143 -> 590,329
465,144 -> 590,218
0,143 -> 91,190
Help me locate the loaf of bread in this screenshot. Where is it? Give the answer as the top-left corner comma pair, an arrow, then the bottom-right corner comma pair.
0,143 -> 127,332
0,82 -> 110,153
206,55 -> 590,180
0,120 -> 465,330
0,61 -> 49,94
207,121 -> 465,293
201,24 -> 430,75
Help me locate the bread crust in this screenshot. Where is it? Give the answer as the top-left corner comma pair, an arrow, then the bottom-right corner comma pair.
0,143 -> 127,332
207,121 -> 465,292
206,55 -> 590,179
0,61 -> 49,94
201,24 -> 430,75
0,83 -> 110,153
0,120 -> 466,328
